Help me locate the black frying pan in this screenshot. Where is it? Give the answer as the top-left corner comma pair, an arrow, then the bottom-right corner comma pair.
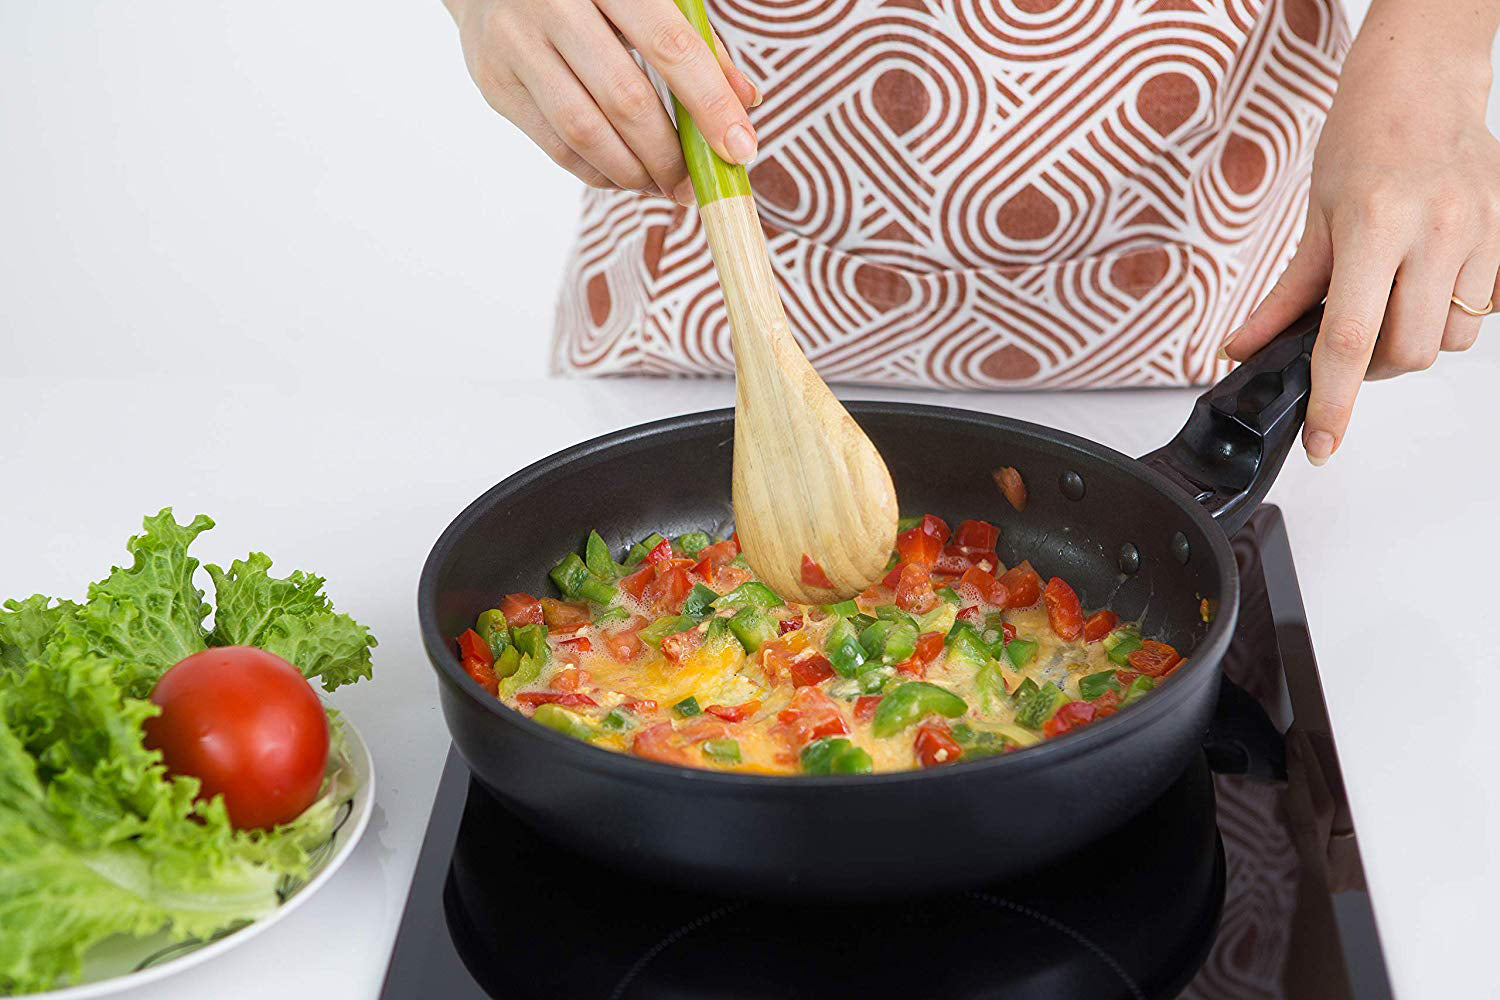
417,307 -> 1321,897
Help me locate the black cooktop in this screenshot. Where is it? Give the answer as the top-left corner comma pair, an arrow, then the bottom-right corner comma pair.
381,506 -> 1392,999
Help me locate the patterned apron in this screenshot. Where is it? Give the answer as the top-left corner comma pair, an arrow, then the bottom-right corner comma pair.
553,0 -> 1349,388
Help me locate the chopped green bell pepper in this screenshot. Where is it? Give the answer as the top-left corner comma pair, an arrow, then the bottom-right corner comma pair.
702,738 -> 742,764
896,515 -> 924,532
950,722 -> 1007,759
945,622 -> 991,669
674,532 -> 712,559
511,624 -> 550,662
1079,670 -> 1120,702
711,581 -> 784,612
493,645 -> 521,679
859,666 -> 896,694
672,696 -> 701,718
600,708 -> 635,731
821,599 -> 859,618
585,530 -> 622,581
859,619 -> 918,666
974,659 -> 1007,712
638,615 -> 697,648
871,681 -> 968,738
1005,637 -> 1038,668
497,653 -> 543,696
549,551 -> 616,604
825,619 -> 867,678
1103,626 -> 1143,665
728,606 -> 776,653
592,606 -> 630,628
874,605 -> 919,628
682,583 -> 720,618
1011,677 -> 1040,704
800,737 -> 875,775
1015,682 -> 1068,729
531,703 -> 598,742
936,586 -> 962,606
622,532 -> 667,568
1121,675 -> 1156,706
476,608 -> 512,658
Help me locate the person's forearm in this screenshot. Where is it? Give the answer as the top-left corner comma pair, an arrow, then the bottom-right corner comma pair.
1351,0 -> 1499,90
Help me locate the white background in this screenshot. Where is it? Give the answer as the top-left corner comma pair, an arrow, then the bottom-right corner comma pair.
3,3 -> 1499,1000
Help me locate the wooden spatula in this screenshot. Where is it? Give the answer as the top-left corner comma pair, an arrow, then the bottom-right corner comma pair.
669,0 -> 898,604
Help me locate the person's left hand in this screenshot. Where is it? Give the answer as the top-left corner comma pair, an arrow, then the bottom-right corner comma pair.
1222,5 -> 1499,466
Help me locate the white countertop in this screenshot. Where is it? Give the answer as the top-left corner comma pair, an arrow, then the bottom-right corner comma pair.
2,356 -> 1498,1000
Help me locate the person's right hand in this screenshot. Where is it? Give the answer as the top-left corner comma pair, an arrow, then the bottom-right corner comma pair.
443,0 -> 761,206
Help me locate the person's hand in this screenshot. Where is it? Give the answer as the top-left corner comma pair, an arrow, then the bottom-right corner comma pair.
443,0 -> 760,205
1223,0 -> 1500,465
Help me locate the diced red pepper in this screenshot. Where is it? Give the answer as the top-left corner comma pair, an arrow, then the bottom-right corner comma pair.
915,631 -> 945,663
894,657 -> 925,677
935,545 -> 974,575
959,566 -> 1009,607
1044,700 -> 1097,738
914,722 -> 964,768
916,514 -> 951,543
499,593 -> 544,627
659,628 -> 702,663
1083,610 -> 1119,643
644,538 -> 674,567
953,519 -> 999,554
1127,640 -> 1182,677
620,566 -> 655,600
801,554 -> 834,591
894,563 -> 938,614
516,691 -> 599,709
895,527 -> 942,569
679,717 -> 729,743
882,562 -> 906,588
461,656 -> 498,695
957,605 -> 982,624
457,628 -> 492,666
1000,622 -> 1017,642
777,617 -> 803,635
997,562 -> 1042,608
1043,577 -> 1085,641
705,700 -> 761,723
853,695 -> 883,723
788,653 -> 836,688
773,687 -> 849,749
993,466 -> 1027,512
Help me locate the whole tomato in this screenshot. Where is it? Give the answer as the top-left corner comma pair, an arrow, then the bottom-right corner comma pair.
144,646 -> 329,830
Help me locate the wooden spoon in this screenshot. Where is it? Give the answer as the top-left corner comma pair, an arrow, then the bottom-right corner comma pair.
670,0 -> 898,604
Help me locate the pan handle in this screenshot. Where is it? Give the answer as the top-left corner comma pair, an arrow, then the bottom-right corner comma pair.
1139,306 -> 1322,537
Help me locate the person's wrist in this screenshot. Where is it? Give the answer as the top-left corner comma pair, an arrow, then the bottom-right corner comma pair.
1350,0 -> 1498,89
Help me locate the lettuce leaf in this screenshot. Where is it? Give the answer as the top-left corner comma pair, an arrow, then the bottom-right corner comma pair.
0,595 -> 78,673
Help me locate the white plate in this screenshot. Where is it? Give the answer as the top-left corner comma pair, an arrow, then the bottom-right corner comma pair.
29,718 -> 376,1000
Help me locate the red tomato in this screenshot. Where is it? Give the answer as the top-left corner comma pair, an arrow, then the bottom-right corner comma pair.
1082,610 -> 1119,643
914,722 -> 963,768
712,566 -> 752,592
679,717 -> 730,743
896,527 -> 942,569
632,723 -> 693,766
499,593 -> 544,627
777,617 -> 803,635
894,563 -> 938,614
644,538 -> 674,566
917,514 -> 951,544
540,598 -> 591,629
461,656 -> 497,695
643,566 -> 693,614
853,695 -> 883,723
1092,690 -> 1121,717
788,653 -> 835,688
1127,640 -> 1182,677
1043,578 -> 1084,640
801,554 -> 834,591
705,700 -> 761,723
1000,622 -> 1017,642
959,566 -> 1009,607
953,519 -> 999,553
1114,669 -> 1141,687
602,617 -> 646,661
1044,700 -> 1097,738
548,665 -> 587,691
558,635 -> 592,654
692,538 -> 740,583
619,566 -> 654,600
619,697 -> 658,713
915,631 -> 945,662
894,658 -> 925,677
457,628 -> 491,666
144,647 -> 329,831
882,562 -> 906,588
997,562 -> 1042,608
659,629 -> 702,663
516,691 -> 599,709
957,605 -> 982,625
935,545 -> 974,575
773,687 -> 849,748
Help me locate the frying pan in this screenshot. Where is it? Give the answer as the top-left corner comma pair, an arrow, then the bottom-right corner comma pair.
418,307 -> 1322,897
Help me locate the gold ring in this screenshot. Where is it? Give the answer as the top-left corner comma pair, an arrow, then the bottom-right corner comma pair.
1451,293 -> 1494,318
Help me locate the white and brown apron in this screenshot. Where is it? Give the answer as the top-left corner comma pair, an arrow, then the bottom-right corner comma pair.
554,0 -> 1349,388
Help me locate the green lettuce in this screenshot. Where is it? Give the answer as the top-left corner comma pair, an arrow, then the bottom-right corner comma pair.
0,510 -> 374,993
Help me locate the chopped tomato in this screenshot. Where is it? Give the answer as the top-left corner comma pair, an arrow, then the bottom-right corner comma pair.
953,519 -> 999,553
457,628 -> 491,666
540,598 -> 591,629
1114,669 -> 1141,687
801,554 -> 834,591
679,717 -> 730,743
516,691 -> 598,710
959,566 -> 1009,607
788,653 -> 835,688
993,466 -> 1027,512
935,545 -> 974,574
894,563 -> 938,614
894,657 -> 925,677
1043,577 -> 1084,640
957,605 -> 982,624
997,562 -> 1042,608
644,538 -> 674,567
1043,700 -> 1097,738
1000,622 -> 1017,642
619,696 -> 657,713
1083,610 -> 1119,643
1093,689 -> 1121,717
758,631 -> 809,683
632,723 -> 693,766
915,631 -> 945,662
882,562 -> 906,588
619,566 -> 655,600
643,565 -> 693,614
711,565 -> 752,592
692,538 -> 740,583
602,618 -> 646,661
553,642 -> 582,668
558,636 -> 592,654
499,593 -> 544,627
917,514 -> 951,543
659,629 -> 702,663
705,700 -> 761,723
896,527 -> 942,569
548,666 -> 588,691
773,687 -> 849,748
853,695 -> 883,723
914,722 -> 963,768
777,617 -> 803,635
461,656 -> 497,695
1127,640 -> 1182,677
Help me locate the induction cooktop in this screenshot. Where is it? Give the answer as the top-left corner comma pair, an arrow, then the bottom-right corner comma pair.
380,505 -> 1392,999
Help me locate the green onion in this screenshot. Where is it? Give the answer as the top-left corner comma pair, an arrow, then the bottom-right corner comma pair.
600,708 -> 635,731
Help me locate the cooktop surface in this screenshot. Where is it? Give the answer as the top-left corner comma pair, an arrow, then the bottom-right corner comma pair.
381,506 -> 1392,999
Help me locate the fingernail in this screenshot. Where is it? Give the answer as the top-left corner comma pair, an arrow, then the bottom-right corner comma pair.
673,178 -> 696,207
1217,327 -> 1242,361
750,83 -> 763,108
1304,430 -> 1334,467
725,123 -> 758,165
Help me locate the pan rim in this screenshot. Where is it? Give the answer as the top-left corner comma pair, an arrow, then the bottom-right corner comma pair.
418,401 -> 1240,789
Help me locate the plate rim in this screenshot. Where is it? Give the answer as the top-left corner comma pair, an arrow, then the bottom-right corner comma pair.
30,716 -> 377,1000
